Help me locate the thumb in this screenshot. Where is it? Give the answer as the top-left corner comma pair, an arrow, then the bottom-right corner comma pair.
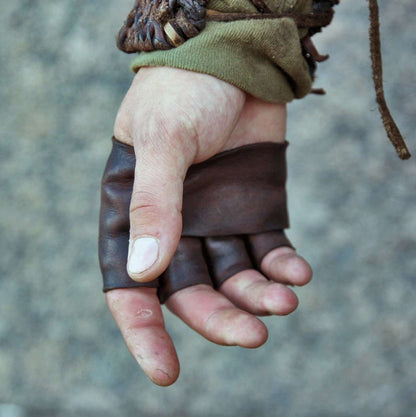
127,139 -> 193,283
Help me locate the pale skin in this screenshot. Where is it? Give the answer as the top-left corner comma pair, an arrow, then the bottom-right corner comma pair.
107,66 -> 313,386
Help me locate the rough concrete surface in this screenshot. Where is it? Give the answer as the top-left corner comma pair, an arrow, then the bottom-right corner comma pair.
1,1 -> 415,416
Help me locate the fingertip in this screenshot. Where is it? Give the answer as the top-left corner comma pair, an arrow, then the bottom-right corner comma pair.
292,257 -> 313,286
147,364 -> 180,387
167,286 -> 269,349
128,268 -> 160,284
127,236 -> 159,280
219,271 -> 299,317
277,254 -> 313,286
227,314 -> 268,349
129,327 -> 181,387
262,247 -> 313,286
263,284 -> 299,316
127,233 -> 180,283
106,288 -> 180,387
242,319 -> 268,349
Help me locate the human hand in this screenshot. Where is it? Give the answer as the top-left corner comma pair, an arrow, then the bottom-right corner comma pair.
102,67 -> 312,386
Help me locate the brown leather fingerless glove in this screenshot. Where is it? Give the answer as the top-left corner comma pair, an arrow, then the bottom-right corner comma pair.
99,138 -> 293,302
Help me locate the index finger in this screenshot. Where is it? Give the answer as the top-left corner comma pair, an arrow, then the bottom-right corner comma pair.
106,287 -> 180,386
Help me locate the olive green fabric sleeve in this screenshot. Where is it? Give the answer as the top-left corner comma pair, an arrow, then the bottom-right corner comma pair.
130,0 -> 313,103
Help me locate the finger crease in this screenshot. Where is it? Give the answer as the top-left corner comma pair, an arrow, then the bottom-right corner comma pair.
130,204 -> 155,214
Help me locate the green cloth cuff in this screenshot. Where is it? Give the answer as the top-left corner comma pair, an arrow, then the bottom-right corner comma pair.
131,0 -> 313,103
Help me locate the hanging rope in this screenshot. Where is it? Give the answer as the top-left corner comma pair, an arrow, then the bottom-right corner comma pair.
368,0 -> 410,159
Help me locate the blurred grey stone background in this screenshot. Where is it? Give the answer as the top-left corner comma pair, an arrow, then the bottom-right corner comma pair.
1,0 -> 415,416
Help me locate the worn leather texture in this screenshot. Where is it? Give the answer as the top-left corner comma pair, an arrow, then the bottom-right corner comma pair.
182,142 -> 289,236
117,0 -> 207,53
99,138 -> 293,302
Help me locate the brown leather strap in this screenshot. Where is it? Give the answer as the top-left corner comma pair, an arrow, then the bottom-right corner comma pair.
249,0 -> 271,14
182,142 -> 289,237
248,230 -> 292,268
368,0 -> 410,160
204,236 -> 253,285
158,237 -> 212,302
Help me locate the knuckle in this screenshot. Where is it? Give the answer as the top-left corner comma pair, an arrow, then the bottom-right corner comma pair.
129,188 -> 182,230
130,190 -> 160,215
150,109 -> 199,144
114,108 -> 134,145
135,110 -> 199,162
